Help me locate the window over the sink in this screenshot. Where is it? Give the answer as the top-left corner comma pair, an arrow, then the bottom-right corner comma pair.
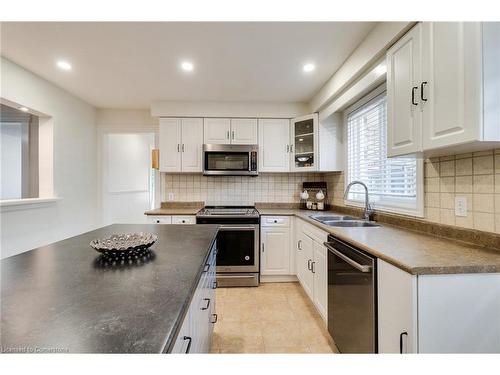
344,85 -> 423,217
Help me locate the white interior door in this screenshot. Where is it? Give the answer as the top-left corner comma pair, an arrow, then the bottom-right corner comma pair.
103,133 -> 155,224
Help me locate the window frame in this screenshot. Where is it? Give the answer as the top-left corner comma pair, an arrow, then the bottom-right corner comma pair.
343,84 -> 424,217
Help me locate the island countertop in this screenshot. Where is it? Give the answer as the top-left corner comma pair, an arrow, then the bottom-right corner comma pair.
1,224 -> 219,353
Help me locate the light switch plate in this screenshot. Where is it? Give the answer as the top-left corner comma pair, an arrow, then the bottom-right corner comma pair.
455,196 -> 467,217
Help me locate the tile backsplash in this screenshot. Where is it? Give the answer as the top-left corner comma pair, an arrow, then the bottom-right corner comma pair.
326,148 -> 500,234
161,173 -> 325,206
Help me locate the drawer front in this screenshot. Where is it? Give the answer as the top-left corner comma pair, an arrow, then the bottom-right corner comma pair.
147,215 -> 172,224
172,216 -> 196,225
261,216 -> 290,227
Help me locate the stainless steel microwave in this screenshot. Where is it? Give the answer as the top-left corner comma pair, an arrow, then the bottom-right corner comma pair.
203,144 -> 258,176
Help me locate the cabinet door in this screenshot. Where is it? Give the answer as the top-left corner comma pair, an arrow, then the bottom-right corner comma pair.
421,22 -> 482,150
261,227 -> 291,275
291,113 -> 318,172
230,118 -> 258,144
377,259 -> 417,353
170,310 -> 192,353
258,119 -> 290,172
386,23 -> 423,157
180,118 -> 203,172
312,241 -> 327,322
159,118 -> 182,172
203,118 -> 231,144
296,231 -> 314,299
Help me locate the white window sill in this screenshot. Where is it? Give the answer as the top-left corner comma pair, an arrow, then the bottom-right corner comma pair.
0,197 -> 61,212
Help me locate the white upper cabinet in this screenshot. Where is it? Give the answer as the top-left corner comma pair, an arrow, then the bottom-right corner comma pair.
203,118 -> 258,145
258,118 -> 290,172
230,118 -> 258,144
291,113 -> 319,172
159,118 -> 182,172
159,118 -> 203,172
387,22 -> 500,157
386,23 -> 422,157
181,118 -> 204,172
203,118 -> 231,144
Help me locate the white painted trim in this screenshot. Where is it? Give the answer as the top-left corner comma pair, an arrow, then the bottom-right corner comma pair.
0,197 -> 61,212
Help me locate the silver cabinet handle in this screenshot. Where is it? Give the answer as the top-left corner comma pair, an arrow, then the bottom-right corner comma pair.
307,259 -> 312,270
210,314 -> 218,324
262,243 -> 265,252
290,144 -> 293,153
231,130 -> 235,140
226,131 -> 230,139
182,144 -> 185,152
324,242 -> 371,273
311,261 -> 316,274
298,240 -> 302,250
400,332 -> 408,354
183,336 -> 192,354
286,144 -> 290,153
177,144 -> 180,152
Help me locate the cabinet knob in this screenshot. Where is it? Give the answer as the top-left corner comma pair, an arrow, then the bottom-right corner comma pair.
411,86 -> 418,106
156,220 -> 160,223
420,81 -> 428,102
274,220 -> 278,223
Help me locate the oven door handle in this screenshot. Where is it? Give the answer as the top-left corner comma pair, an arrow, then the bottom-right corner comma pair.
324,242 -> 371,273
218,226 -> 256,231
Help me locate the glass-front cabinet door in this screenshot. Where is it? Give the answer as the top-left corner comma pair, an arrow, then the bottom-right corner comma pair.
291,113 -> 318,171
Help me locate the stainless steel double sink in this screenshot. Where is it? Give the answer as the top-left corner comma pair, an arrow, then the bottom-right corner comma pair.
309,214 -> 380,228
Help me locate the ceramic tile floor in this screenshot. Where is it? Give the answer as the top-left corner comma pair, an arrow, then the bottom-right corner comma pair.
211,282 -> 339,354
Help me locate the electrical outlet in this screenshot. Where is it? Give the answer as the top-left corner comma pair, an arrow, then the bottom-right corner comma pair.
168,192 -> 174,201
455,196 -> 467,217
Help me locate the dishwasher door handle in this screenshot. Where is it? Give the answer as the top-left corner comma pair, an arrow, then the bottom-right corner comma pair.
324,242 -> 371,273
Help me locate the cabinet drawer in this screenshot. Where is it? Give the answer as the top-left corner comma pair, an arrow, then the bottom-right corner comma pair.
147,215 -> 172,224
172,216 -> 196,225
261,216 -> 290,227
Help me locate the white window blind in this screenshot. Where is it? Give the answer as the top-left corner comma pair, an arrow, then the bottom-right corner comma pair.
346,92 -> 420,214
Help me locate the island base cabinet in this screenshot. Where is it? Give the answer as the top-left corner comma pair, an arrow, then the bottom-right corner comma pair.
170,243 -> 217,353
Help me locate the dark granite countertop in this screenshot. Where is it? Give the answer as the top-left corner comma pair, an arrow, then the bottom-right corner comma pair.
1,224 -> 219,353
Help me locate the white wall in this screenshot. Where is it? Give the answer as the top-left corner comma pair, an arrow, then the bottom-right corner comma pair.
0,123 -> 23,199
150,101 -> 310,118
1,57 -> 99,258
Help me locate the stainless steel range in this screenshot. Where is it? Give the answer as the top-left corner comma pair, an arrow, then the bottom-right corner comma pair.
196,206 -> 260,287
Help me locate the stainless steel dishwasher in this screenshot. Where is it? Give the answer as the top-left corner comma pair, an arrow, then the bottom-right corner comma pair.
324,235 -> 377,353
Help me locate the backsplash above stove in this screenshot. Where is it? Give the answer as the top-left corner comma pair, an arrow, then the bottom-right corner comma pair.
161,173 -> 326,206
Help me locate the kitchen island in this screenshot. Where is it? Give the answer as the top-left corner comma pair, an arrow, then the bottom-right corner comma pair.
1,224 -> 219,353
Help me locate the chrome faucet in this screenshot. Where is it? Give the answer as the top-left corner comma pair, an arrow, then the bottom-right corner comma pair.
344,181 -> 373,221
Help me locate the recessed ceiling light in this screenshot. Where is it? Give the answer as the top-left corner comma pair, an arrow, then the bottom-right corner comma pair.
374,64 -> 387,75
18,106 -> 29,112
56,60 -> 72,71
181,61 -> 194,72
303,63 -> 316,73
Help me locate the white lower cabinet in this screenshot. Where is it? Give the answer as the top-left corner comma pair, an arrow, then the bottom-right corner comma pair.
147,215 -> 195,225
295,219 -> 328,322
261,227 -> 291,275
378,259 -> 500,353
171,243 -> 217,353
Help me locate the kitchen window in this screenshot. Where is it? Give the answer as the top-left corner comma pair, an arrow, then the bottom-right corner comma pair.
345,87 -> 423,217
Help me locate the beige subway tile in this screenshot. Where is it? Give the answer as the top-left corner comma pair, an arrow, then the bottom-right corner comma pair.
425,192 -> 440,208
425,161 -> 440,178
495,155 -> 500,174
473,194 -> 495,213
473,155 -> 494,175
473,212 -> 495,232
455,152 -> 473,160
440,193 -> 455,209
455,214 -> 474,229
455,158 -> 472,176
495,194 -> 500,214
455,175 -> 473,193
425,178 -> 440,193
496,175 -> 500,194
440,177 -> 455,193
440,209 -> 456,226
473,150 -> 493,157
496,214 -> 500,234
473,174 -> 495,194
440,160 -> 455,177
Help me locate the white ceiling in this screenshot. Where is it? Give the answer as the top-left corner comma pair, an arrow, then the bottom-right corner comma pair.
1,22 -> 377,109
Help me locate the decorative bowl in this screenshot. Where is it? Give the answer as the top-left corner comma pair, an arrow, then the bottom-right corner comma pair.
90,232 -> 158,255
